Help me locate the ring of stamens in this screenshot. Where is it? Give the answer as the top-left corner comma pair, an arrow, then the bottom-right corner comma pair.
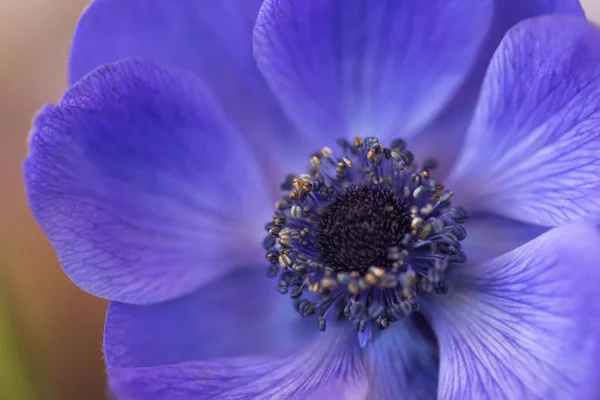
263,136 -> 468,332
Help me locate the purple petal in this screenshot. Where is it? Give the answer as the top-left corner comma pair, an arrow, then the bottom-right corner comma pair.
462,214 -> 548,264
424,222 -> 600,399
104,267 -> 315,368
253,0 -> 492,144
363,319 -> 438,399
412,0 -> 583,176
447,16 -> 600,226
24,59 -> 270,304
70,0 -> 301,178
108,325 -> 367,399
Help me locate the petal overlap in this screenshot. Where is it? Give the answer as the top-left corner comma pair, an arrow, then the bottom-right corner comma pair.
108,325 -> 367,400
69,0 -> 264,84
70,0 -> 303,177
425,222 -> 600,399
363,319 -> 438,399
254,0 -> 492,143
24,59 -> 270,304
412,0 -> 584,176
104,267 -> 315,368
461,214 -> 548,264
448,16 -> 600,226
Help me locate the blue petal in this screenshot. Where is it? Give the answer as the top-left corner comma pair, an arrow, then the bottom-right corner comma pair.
412,0 -> 583,176
104,267 -> 315,368
70,0 -> 300,177
253,0 -> 492,145
447,16 -> 600,226
108,325 -> 368,399
24,59 -> 270,304
363,319 -> 438,399
424,222 -> 600,399
462,214 -> 548,264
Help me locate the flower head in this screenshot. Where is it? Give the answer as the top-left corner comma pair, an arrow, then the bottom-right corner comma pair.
24,0 -> 600,399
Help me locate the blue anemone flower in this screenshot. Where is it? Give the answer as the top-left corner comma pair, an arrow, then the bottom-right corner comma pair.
23,0 -> 600,398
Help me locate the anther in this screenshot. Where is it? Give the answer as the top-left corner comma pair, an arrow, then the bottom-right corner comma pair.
263,136 -> 468,336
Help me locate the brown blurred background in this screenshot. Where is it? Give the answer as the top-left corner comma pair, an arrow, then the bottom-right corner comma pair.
1,1 -> 599,399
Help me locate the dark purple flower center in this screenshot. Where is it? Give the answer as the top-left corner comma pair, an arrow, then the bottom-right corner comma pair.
316,185 -> 411,272
263,136 -> 468,333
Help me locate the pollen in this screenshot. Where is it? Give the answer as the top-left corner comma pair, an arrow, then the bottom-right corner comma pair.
263,136 -> 468,334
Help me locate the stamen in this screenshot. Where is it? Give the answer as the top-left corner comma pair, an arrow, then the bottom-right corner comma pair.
264,136 -> 468,334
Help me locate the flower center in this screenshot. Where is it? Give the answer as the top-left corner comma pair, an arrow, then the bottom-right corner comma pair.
316,185 -> 411,272
263,136 -> 468,333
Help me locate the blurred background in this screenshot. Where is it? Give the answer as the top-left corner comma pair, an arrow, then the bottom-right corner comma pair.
0,1 -> 599,399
